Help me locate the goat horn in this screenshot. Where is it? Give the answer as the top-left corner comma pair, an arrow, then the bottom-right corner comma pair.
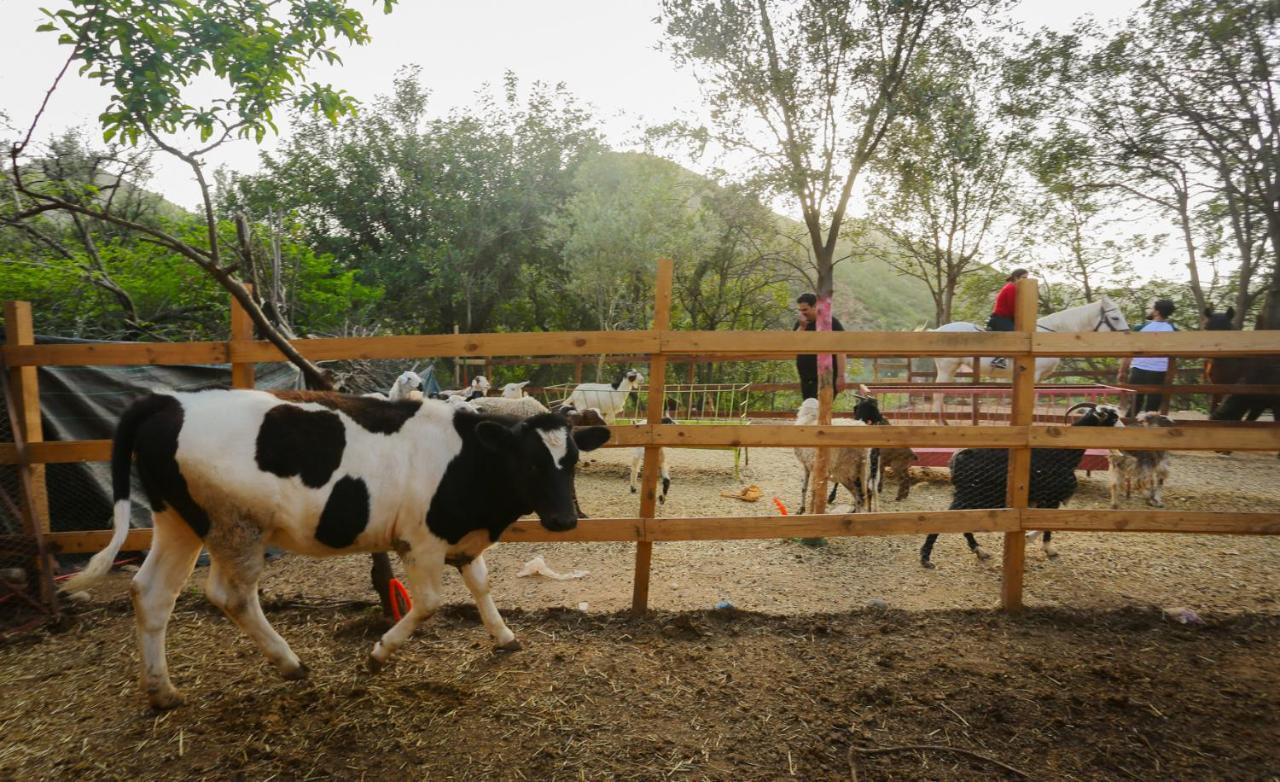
1064,401 -> 1097,419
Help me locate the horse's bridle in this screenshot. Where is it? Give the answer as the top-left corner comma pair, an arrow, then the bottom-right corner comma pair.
1093,302 -> 1129,332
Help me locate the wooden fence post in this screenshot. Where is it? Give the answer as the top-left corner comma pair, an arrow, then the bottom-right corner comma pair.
230,286 -> 255,389
3,301 -> 57,610
1002,277 -> 1038,611
3,303 -> 50,533
631,258 -> 673,615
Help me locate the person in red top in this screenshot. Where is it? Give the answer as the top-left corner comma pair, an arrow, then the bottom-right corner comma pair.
988,268 -> 1028,332
988,268 -> 1027,369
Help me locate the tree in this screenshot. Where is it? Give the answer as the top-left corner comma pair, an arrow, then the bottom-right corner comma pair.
6,0 -> 398,386
5,0 -> 399,616
1022,125 -> 1148,306
867,38 -> 1022,326
674,182 -> 792,335
230,68 -> 604,336
548,153 -> 695,333
658,0 -> 989,511
1012,0 -> 1279,328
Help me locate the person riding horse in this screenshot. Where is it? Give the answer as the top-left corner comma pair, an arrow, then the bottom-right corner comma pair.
988,268 -> 1028,369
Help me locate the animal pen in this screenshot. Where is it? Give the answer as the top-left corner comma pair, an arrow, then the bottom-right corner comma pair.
542,380 -> 753,477
2,261 -> 1280,630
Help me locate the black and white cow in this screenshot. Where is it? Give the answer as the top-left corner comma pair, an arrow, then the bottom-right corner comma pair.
63,389 -> 609,710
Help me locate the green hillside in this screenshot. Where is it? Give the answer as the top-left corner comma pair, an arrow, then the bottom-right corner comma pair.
769,213 -> 939,331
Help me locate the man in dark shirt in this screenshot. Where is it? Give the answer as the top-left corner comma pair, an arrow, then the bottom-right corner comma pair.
794,293 -> 846,401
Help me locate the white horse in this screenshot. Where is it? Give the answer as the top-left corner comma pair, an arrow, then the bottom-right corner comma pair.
931,297 -> 1131,422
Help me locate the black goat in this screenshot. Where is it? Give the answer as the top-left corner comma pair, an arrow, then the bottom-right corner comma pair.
852,397 -> 918,501
921,402 -> 1122,568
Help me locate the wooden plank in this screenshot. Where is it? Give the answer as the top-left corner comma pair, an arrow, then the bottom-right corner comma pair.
4,302 -> 49,534
50,519 -> 647,554
17,424 -> 1272,469
1029,425 -> 1280,451
1022,509 -> 1280,535
46,507 -> 1280,555
47,528 -> 155,554
646,509 -> 1019,541
2,341 -> 227,367
502,518 -> 646,542
661,330 -> 1029,357
632,258 -> 673,615
649,424 -> 1027,448
1034,331 -> 1280,357
25,440 -> 112,463
1003,277 -> 1039,612
230,331 -> 662,362
229,287 -> 255,389
1114,383 -> 1280,395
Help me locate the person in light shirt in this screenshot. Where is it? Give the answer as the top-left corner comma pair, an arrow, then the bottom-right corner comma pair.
1118,299 -> 1177,417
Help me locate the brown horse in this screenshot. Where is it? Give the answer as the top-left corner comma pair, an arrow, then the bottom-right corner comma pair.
1202,307 -> 1239,414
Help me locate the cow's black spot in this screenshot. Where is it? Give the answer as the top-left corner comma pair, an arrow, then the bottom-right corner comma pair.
315,476 -> 370,548
271,390 -> 420,434
126,394 -> 213,538
255,405 -> 346,488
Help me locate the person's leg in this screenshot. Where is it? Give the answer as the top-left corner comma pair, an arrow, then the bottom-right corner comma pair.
799,375 -> 818,401
987,316 -> 1014,368
1143,370 -> 1166,412
1126,367 -> 1143,418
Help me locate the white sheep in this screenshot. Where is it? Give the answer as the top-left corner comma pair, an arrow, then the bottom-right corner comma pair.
470,395 -> 550,418
566,369 -> 643,424
793,398 -> 876,513
501,381 -> 531,399
388,370 -> 424,401
437,375 -> 491,401
444,395 -> 479,413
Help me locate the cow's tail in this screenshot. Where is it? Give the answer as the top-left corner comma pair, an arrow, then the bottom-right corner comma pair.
61,395 -> 163,592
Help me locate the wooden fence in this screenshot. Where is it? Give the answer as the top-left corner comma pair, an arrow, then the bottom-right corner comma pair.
4,260 -> 1280,614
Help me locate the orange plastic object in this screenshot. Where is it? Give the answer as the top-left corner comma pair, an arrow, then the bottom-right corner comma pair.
772,496 -> 788,516
388,578 -> 412,621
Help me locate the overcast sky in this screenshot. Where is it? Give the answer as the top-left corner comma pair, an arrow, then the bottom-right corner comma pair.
2,0 -> 1183,281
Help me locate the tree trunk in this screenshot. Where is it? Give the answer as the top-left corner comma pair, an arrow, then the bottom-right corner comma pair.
1177,191 -> 1208,315
808,251 -> 835,517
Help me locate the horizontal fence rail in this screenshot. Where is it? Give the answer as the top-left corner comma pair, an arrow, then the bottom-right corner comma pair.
8,329 -> 1280,368
4,263 -> 1280,615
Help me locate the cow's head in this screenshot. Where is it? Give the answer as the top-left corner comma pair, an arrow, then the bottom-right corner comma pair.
474,412 -> 610,531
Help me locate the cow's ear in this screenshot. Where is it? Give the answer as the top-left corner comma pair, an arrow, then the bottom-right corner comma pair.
573,425 -> 611,452
475,421 -> 517,452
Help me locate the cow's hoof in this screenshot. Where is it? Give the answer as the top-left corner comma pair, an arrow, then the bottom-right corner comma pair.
630,487 -> 637,494
1147,499 -> 1164,508
281,661 -> 309,681
658,496 -> 666,504
146,686 -> 185,711
974,546 -> 992,561
1044,545 -> 1059,559
366,654 -> 385,674
920,559 -> 935,570
496,638 -> 523,653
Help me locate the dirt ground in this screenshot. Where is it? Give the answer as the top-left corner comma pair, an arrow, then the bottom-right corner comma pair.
2,443 -> 1279,780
